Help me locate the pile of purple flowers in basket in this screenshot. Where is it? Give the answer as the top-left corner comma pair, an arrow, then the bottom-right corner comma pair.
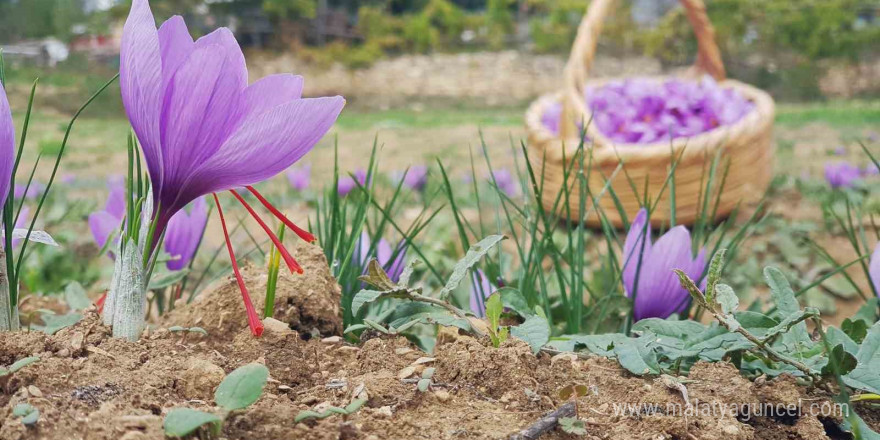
544,76 -> 755,144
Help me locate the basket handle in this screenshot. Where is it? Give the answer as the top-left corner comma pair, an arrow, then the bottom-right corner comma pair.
559,0 -> 727,139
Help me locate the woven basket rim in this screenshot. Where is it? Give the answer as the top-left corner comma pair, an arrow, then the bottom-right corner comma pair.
526,76 -> 775,162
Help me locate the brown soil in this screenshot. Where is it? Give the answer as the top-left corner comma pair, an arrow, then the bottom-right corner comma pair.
1,243 -> 877,440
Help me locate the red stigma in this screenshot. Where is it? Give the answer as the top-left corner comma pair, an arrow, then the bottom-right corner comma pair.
245,186 -> 316,243
214,193 -> 264,337
229,189 -> 303,274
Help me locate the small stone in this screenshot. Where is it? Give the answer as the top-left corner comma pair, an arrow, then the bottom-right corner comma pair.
434,390 -> 451,402
398,366 -> 417,380
550,352 -> 578,366
413,357 -> 436,365
56,349 -> 70,358
722,423 -> 740,435
394,347 -> 413,355
181,359 -> 225,400
337,346 -> 360,353
70,332 -> 84,351
375,406 -> 393,418
261,318 -> 293,336
321,336 -> 342,344
27,386 -> 42,397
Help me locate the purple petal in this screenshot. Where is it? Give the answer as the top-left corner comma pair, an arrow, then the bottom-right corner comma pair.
633,226 -> 699,320
120,0 -> 164,196
622,208 -> 651,296
105,177 -> 127,219
871,243 -> 880,297
469,269 -> 495,318
157,15 -> 194,91
179,97 -> 344,210
164,196 -> 208,271
89,211 -> 122,250
0,84 -> 13,209
241,74 -> 304,117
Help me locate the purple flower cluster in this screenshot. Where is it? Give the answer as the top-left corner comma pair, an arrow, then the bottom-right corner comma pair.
622,209 -> 707,321
338,169 -> 367,196
89,177 -> 208,270
823,161 -> 878,189
543,77 -> 754,144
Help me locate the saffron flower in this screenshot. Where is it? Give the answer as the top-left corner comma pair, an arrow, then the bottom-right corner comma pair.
870,243 -> 880,297
338,169 -> 367,196
469,269 -> 497,318
90,177 -> 208,269
490,169 -> 518,196
163,197 -> 208,271
88,177 -> 127,251
117,0 -> 343,337
622,208 -> 706,321
356,231 -> 407,283
824,162 -> 861,189
396,166 -> 428,192
286,164 -> 311,191
585,76 -> 753,144
0,84 -> 14,211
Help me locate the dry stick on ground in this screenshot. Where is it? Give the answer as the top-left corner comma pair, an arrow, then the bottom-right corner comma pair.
509,402 -> 577,440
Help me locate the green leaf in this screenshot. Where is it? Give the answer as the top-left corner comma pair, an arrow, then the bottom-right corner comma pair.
64,282 -> 91,311
344,397 -> 367,413
8,356 -> 40,373
704,249 -> 726,304
511,314 -> 550,354
417,378 -> 430,392
498,287 -> 531,318
559,417 -> 587,435
764,267 -> 811,345
715,283 -> 739,315
550,334 -> 659,375
821,344 -> 858,377
840,410 -> 880,440
34,312 -> 82,335
358,259 -> 397,291
826,326 -> 859,356
13,403 -> 39,426
842,318 -> 869,344
214,363 -> 269,411
351,288 -> 415,316
485,292 -> 503,330
148,268 -> 191,290
438,235 -> 506,299
163,408 -> 221,437
844,321 -> 880,394
397,259 -> 418,287
854,298 -> 879,325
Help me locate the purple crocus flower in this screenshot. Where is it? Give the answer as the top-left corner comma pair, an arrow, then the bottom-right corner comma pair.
863,163 -> 879,177
338,169 -> 367,196
90,177 -> 208,269
400,166 -> 428,192
120,0 -> 344,336
356,231 -> 407,283
0,83 -> 13,211
164,196 -> 209,271
469,269 -> 497,318
824,162 -> 861,189
286,164 -> 310,191
490,169 -> 518,196
870,243 -> 880,297
88,177 -> 127,251
622,208 -> 707,321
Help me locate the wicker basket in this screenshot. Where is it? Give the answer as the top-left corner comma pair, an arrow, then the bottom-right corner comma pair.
525,0 -> 775,227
